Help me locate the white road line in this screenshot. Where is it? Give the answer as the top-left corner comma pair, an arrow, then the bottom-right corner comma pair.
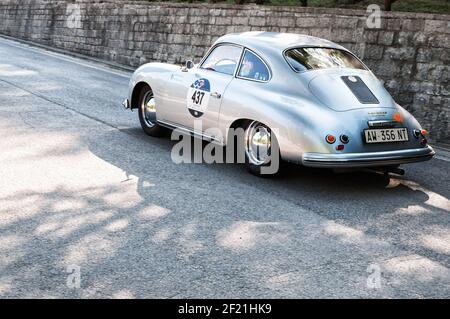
0,36 -> 132,79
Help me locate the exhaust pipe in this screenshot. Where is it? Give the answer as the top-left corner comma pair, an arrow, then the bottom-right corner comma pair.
387,166 -> 405,176
365,166 -> 405,176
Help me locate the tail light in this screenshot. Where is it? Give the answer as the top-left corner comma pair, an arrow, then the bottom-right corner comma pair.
325,134 -> 336,144
414,129 -> 428,138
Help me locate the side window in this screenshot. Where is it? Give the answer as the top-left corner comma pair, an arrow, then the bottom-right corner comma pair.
201,45 -> 242,75
237,50 -> 270,82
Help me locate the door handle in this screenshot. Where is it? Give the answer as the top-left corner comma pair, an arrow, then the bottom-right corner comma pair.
211,92 -> 221,99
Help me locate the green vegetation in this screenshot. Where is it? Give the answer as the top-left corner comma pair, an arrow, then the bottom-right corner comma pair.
303,0 -> 450,14
390,0 -> 449,13
163,0 -> 450,15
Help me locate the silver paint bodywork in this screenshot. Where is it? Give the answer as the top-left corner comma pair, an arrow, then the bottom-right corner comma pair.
125,32 -> 434,167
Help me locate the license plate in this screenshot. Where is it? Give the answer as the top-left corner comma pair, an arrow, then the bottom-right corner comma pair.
364,128 -> 409,143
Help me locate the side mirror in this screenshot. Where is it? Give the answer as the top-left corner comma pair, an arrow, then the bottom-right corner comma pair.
181,60 -> 194,72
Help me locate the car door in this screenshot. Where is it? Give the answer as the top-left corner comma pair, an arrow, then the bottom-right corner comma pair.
161,44 -> 243,137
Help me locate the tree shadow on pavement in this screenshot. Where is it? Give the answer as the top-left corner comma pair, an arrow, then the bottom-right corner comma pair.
82,127 -> 449,297
1,125 -> 448,298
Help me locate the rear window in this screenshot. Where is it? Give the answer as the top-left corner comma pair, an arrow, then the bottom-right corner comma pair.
284,47 -> 366,72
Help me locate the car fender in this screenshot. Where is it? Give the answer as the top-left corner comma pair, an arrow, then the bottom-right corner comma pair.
128,62 -> 180,108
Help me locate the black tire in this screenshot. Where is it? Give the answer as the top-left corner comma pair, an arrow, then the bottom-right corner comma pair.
243,121 -> 281,177
138,85 -> 165,137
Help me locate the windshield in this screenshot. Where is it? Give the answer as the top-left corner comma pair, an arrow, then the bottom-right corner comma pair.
284,47 -> 366,72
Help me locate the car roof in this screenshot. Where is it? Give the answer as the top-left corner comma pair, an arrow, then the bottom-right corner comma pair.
215,31 -> 347,53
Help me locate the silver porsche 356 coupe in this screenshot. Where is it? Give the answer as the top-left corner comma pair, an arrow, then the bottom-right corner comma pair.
122,31 -> 434,176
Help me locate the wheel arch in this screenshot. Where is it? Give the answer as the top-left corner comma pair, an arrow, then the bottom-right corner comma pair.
131,81 -> 151,109
225,118 -> 252,145
225,117 -> 294,162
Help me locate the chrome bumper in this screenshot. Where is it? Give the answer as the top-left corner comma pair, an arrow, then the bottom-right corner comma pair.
122,98 -> 130,109
302,146 -> 435,168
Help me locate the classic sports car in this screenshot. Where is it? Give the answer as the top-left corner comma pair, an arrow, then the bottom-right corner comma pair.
122,31 -> 435,175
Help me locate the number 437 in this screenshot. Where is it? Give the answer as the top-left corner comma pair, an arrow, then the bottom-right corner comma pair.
191,90 -> 205,105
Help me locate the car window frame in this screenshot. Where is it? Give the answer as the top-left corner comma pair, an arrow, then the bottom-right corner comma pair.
199,43 -> 244,76
236,48 -> 272,83
283,46 -> 369,74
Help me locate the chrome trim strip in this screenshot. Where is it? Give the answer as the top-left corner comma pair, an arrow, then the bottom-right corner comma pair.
367,120 -> 399,127
157,120 -> 224,146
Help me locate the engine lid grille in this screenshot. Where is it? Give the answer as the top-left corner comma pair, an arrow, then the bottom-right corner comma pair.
341,76 -> 379,104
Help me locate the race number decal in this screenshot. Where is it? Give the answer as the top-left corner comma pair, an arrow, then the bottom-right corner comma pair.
187,78 -> 210,118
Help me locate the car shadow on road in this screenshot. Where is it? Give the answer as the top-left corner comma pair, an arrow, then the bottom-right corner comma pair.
90,127 -> 449,260
84,127 -> 450,297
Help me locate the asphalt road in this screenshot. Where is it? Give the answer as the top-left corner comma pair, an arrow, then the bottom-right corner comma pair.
0,37 -> 449,299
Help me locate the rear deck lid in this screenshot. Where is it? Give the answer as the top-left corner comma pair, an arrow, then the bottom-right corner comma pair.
308,70 -> 396,111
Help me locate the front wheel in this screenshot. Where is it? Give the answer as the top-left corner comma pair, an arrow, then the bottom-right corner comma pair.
138,86 -> 165,137
244,121 -> 281,177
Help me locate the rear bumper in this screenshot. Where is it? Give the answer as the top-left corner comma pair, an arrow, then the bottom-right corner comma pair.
302,146 -> 435,168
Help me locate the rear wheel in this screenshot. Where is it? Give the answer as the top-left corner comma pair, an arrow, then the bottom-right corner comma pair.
244,121 -> 281,177
138,86 -> 165,137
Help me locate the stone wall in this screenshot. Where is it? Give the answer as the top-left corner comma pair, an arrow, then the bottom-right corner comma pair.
0,0 -> 448,142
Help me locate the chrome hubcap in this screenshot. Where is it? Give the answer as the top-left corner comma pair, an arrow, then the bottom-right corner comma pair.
141,91 -> 156,127
245,121 -> 271,166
